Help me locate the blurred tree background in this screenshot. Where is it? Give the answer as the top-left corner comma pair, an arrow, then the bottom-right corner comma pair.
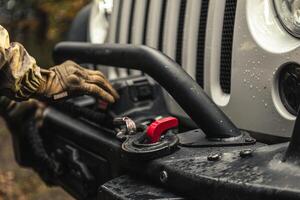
0,0 -> 90,66
0,0 -> 90,199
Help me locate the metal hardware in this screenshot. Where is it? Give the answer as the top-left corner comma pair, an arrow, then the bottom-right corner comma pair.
160,171 -> 168,183
207,153 -> 221,161
239,149 -> 253,158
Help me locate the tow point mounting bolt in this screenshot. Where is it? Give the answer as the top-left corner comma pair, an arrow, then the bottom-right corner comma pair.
245,138 -> 256,143
207,153 -> 221,161
160,171 -> 168,183
239,149 -> 253,158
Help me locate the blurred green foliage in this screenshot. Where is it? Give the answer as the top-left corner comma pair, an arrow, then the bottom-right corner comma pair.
0,0 -> 90,66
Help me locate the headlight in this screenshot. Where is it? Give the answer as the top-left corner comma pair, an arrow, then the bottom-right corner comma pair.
89,0 -> 113,43
274,0 -> 300,38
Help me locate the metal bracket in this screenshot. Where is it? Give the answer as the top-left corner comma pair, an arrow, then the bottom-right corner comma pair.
121,131 -> 179,160
178,129 -> 256,147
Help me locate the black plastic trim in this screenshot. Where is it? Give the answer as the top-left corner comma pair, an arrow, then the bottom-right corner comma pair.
158,0 -> 168,51
220,0 -> 237,94
175,0 -> 187,65
196,0 -> 209,87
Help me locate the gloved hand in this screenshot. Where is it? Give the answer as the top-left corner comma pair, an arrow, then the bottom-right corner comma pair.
0,96 -> 45,128
0,96 -> 58,169
0,25 -> 119,103
35,60 -> 119,103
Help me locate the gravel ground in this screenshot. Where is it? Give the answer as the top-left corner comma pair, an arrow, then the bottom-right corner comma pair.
0,118 -> 73,200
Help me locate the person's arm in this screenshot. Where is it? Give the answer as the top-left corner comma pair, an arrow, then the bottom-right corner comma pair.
0,25 -> 118,102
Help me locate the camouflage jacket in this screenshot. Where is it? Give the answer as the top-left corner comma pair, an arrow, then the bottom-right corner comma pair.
0,25 -> 44,101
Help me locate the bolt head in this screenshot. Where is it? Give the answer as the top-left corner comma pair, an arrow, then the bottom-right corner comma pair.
207,153 -> 221,161
240,149 -> 253,158
245,138 -> 256,143
160,170 -> 168,183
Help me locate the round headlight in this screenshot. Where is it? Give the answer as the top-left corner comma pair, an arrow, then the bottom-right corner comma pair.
274,0 -> 300,38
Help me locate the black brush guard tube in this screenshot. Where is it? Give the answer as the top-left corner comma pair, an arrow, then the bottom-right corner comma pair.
53,42 -> 240,138
284,110 -> 300,162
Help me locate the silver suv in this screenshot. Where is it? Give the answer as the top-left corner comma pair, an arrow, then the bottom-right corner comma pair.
85,0 -> 300,141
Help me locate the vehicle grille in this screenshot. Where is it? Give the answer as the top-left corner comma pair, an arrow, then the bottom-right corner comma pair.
109,0 -> 237,92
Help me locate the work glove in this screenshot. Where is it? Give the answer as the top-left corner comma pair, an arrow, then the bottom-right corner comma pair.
35,60 -> 119,102
0,96 -> 45,128
0,96 -> 46,167
0,25 -> 119,103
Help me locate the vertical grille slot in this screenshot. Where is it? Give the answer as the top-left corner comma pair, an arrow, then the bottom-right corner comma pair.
127,0 -> 136,75
196,0 -> 209,87
117,0 -> 133,77
115,0 -> 123,43
128,0 -> 136,43
158,0 -> 168,51
220,0 -> 237,94
143,0 -> 151,45
175,0 -> 187,65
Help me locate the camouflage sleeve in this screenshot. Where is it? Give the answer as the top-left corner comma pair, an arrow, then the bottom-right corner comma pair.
0,25 -> 118,103
0,25 -> 45,101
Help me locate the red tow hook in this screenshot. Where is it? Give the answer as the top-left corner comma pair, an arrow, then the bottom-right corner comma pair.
146,117 -> 179,143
